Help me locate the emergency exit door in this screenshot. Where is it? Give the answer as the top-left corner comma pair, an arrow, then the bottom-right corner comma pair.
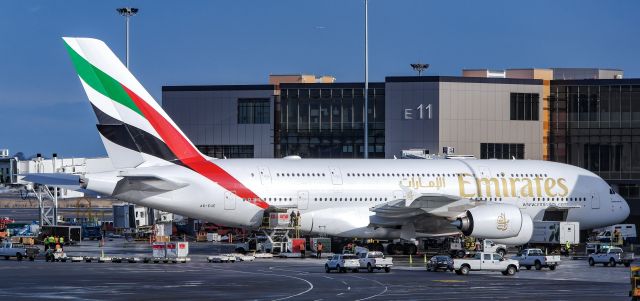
224,191 -> 237,210
591,191 -> 600,209
297,191 -> 309,210
329,167 -> 342,185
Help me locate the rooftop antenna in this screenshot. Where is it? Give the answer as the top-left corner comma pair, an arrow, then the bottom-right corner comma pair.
410,63 -> 430,76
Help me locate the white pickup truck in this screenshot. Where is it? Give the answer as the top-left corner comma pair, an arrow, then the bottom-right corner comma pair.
358,251 -> 392,273
0,241 -> 39,261
512,248 -> 560,271
454,252 -> 519,276
588,246 -> 634,267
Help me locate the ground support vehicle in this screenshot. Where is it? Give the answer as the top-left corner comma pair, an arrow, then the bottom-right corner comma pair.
454,252 -> 519,276
44,249 -> 68,262
513,249 -> 560,270
589,247 -> 634,267
427,255 -> 454,272
325,254 -> 360,273
358,251 -> 392,273
630,266 -> 640,300
0,241 -> 39,261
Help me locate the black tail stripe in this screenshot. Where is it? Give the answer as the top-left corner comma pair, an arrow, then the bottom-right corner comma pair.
90,103 -> 122,125
97,123 -> 186,167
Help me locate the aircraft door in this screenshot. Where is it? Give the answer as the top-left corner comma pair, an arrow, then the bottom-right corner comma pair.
329,167 -> 343,185
259,166 -> 271,185
591,190 -> 600,209
224,191 -> 237,210
297,191 -> 309,210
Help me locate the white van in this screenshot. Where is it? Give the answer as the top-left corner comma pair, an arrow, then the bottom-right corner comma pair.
596,224 -> 637,244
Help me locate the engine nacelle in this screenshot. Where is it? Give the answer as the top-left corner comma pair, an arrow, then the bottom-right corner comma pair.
456,204 -> 523,239
491,214 -> 533,245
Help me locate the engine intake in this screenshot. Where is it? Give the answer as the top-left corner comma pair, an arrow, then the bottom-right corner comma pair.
456,204 -> 524,239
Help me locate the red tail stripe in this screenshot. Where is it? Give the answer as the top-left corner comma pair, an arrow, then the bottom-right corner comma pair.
121,85 -> 269,209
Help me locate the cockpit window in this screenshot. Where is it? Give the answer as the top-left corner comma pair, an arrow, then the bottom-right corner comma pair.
610,188 -> 615,195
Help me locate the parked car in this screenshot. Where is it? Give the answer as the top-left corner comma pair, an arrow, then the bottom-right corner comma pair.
454,252 -> 519,276
0,241 -> 39,261
427,255 -> 454,272
358,251 -> 392,273
512,248 -> 560,271
325,254 -> 360,273
588,246 -> 634,267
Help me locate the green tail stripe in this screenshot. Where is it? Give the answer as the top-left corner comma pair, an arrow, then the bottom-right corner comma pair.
64,42 -> 143,116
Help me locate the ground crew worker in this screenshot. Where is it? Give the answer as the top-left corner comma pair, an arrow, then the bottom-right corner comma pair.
289,212 -> 294,227
54,236 -> 60,251
565,240 -> 571,255
316,242 -> 323,259
296,211 -> 301,227
44,235 -> 49,251
300,242 -> 306,259
59,236 -> 64,251
47,235 -> 54,251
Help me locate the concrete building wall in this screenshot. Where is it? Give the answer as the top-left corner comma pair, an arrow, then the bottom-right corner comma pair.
552,68 -> 623,80
163,88 -> 275,158
438,81 -> 544,159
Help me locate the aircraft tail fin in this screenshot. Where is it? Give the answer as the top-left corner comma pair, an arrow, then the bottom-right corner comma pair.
62,37 -> 205,168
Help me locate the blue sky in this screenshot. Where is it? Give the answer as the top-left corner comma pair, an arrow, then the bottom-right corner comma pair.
1,0 -> 638,158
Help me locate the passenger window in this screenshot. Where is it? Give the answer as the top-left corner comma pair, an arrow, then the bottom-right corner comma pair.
483,254 -> 491,260
492,254 -> 501,260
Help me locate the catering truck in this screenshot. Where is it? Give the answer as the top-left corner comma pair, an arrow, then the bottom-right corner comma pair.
454,252 -> 519,276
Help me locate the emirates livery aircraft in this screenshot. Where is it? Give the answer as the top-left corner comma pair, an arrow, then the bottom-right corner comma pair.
62,37 -> 630,245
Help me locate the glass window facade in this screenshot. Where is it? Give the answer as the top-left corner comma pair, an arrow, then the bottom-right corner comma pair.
276,84 -> 385,158
510,93 -> 539,121
197,145 -> 254,158
549,82 -> 640,180
549,81 -> 640,225
238,98 -> 270,124
480,143 -> 524,159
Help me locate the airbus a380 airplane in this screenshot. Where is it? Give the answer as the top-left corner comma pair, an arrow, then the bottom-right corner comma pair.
61,37 -> 630,245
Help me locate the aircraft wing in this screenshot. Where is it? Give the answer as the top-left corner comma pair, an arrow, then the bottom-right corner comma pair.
20,173 -> 82,190
372,188 -> 478,220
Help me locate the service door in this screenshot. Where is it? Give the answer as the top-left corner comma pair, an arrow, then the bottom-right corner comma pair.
224,191 -> 237,210
259,166 -> 271,185
329,167 -> 343,185
590,190 -> 600,209
297,191 -> 309,210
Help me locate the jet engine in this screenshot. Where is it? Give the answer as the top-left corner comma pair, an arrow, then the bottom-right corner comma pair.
456,204 -> 527,239
490,213 -> 533,245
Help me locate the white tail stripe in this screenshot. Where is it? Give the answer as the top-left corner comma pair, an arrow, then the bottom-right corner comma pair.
80,76 -> 162,141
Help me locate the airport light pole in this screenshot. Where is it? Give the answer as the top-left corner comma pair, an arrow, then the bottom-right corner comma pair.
411,63 -> 429,76
116,7 -> 139,69
364,0 -> 369,159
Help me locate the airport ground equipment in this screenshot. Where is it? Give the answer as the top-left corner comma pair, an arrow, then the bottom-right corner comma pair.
207,254 -> 236,263
454,252 -> 519,276
325,254 -> 360,273
358,251 -> 392,273
630,266 -> 640,300
0,241 -> 39,261
40,225 -> 82,245
44,249 -> 67,262
482,240 -> 507,257
427,255 -> 454,272
512,248 -> 560,270
588,246 -> 634,267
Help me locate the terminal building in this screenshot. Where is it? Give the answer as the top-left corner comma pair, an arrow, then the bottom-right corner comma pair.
162,68 -> 640,226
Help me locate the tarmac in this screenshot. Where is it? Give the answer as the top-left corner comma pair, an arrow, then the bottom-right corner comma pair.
0,240 -> 631,300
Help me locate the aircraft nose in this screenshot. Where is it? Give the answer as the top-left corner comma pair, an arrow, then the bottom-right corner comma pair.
615,195 -> 631,223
